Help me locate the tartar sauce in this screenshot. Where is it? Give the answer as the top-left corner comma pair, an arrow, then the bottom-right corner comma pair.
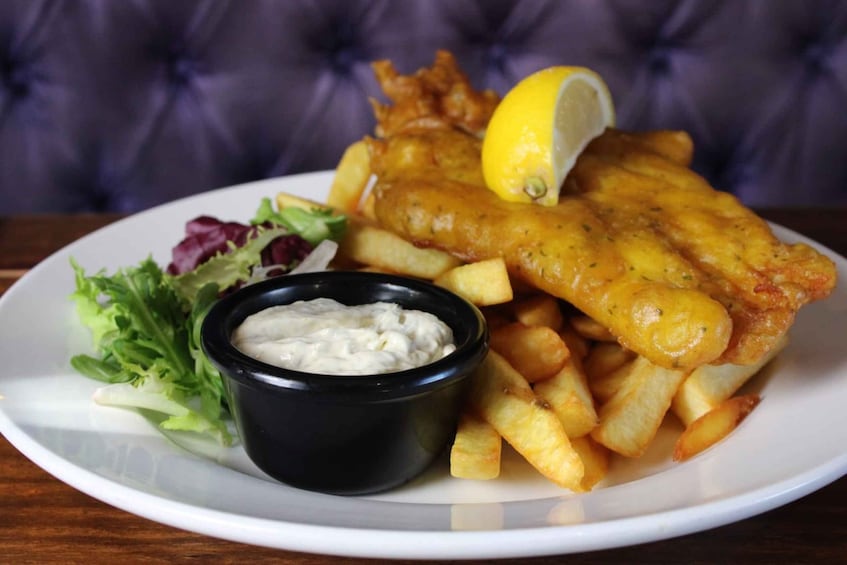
231,297 -> 456,375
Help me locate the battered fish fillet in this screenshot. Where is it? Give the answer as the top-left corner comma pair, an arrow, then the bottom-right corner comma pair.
365,51 -> 837,370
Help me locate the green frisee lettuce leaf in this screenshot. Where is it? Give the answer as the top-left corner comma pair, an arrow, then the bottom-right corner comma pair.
251,196 -> 346,244
70,257 -> 231,444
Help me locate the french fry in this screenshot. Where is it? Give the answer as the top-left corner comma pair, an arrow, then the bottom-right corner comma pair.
433,258 -> 514,306
591,356 -> 687,457
489,322 -> 569,383
450,410 -> 502,480
673,394 -> 761,461
359,190 -> 377,220
469,351 -> 584,490
671,336 -> 787,426
570,314 -> 616,342
276,192 -> 335,214
327,140 -> 371,213
559,324 -> 590,360
276,195 -> 460,279
583,342 -> 636,381
511,294 -> 564,331
533,357 -> 598,438
339,215 -> 461,279
570,435 -> 610,491
480,305 -> 513,332
587,358 -> 634,404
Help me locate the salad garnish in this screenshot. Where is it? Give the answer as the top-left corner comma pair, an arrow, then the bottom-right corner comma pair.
70,197 -> 345,444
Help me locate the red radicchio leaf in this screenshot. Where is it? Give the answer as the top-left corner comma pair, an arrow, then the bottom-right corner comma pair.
166,216 -> 313,276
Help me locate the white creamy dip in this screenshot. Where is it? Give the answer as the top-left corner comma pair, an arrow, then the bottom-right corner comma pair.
231,297 -> 456,375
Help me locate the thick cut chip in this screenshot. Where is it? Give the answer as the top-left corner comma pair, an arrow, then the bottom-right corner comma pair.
559,325 -> 590,361
489,322 -> 569,382
450,410 -> 502,480
276,192 -> 334,214
359,190 -> 378,220
434,258 -> 513,306
587,357 -> 634,404
275,195 -> 461,278
673,394 -> 761,461
672,336 -> 787,426
590,356 -> 687,457
570,435 -> 610,491
468,351 -> 584,490
533,356 -> 598,438
511,294 -> 564,331
583,342 -> 636,382
328,140 -> 372,213
570,314 -> 616,342
479,305 -> 513,332
339,215 -> 460,279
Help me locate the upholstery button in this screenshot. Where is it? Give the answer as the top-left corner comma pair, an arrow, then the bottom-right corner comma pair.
647,48 -> 671,75
318,21 -> 360,75
330,46 -> 357,74
803,41 -> 830,74
163,44 -> 197,85
168,56 -> 195,85
2,58 -> 31,98
487,43 -> 507,72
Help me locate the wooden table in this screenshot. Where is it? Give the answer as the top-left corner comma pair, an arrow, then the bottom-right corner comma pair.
1,211 -> 845,563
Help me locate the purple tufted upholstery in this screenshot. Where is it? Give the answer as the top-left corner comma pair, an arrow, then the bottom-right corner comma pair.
1,0 -> 846,214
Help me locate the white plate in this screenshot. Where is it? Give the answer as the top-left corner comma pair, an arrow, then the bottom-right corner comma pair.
1,171 -> 845,560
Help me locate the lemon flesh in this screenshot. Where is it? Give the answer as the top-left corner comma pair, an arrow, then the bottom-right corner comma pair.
482,67 -> 615,206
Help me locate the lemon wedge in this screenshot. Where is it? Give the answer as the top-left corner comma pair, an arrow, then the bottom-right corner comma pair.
482,66 -> 615,206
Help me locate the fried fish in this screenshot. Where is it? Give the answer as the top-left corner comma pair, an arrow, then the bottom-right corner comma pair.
365,51 -> 837,370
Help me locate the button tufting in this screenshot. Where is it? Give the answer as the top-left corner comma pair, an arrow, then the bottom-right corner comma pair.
2,1 -> 846,213
647,47 -> 671,75
803,41 -> 830,74
487,43 -> 507,73
2,57 -> 31,99
319,20 -> 361,74
168,56 -> 196,85
330,46 -> 358,74
162,43 -> 198,86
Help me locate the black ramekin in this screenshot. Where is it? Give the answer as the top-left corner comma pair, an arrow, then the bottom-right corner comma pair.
201,270 -> 489,495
